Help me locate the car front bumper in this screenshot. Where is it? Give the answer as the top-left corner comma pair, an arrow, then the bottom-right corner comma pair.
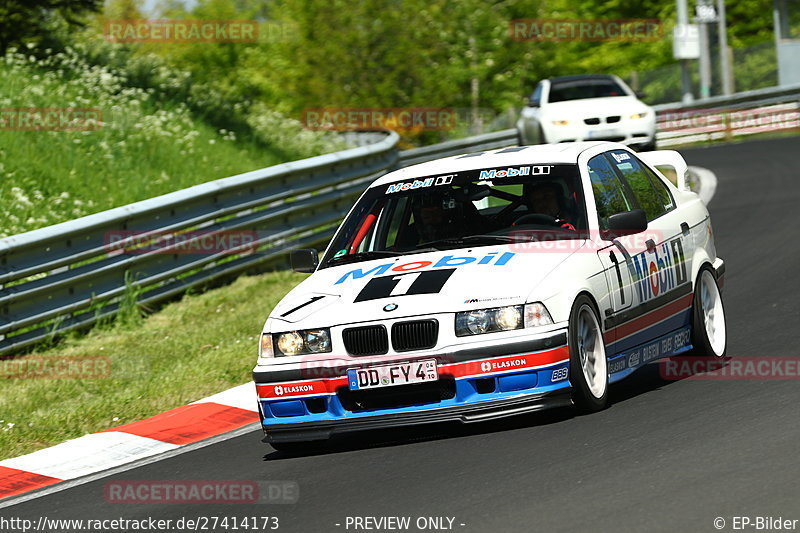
253,329 -> 572,443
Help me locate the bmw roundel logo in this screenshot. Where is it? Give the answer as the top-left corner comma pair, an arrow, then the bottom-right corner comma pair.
383,303 -> 398,312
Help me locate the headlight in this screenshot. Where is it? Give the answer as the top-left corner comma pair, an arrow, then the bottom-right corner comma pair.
524,302 -> 553,327
456,303 -> 553,336
272,328 -> 333,356
630,112 -> 648,120
456,305 -> 523,336
259,333 -> 274,358
305,329 -> 331,353
551,120 -> 570,126
277,331 -> 304,355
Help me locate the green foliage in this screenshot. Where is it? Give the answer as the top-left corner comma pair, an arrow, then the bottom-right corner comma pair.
0,0 -> 102,53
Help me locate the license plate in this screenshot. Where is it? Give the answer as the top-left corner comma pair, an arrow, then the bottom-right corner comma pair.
347,360 -> 438,391
587,128 -> 619,138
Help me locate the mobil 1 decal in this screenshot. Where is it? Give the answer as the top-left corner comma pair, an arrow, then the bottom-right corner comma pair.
355,268 -> 455,302
631,237 -> 688,302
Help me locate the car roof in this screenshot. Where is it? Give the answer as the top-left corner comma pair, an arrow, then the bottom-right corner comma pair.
548,74 -> 617,84
371,141 -> 618,187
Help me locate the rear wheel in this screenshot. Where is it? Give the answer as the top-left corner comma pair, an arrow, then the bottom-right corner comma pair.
568,295 -> 608,412
691,268 -> 727,357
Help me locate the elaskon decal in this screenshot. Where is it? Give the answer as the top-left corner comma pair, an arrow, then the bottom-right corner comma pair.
631,237 -> 688,302
334,252 -> 516,285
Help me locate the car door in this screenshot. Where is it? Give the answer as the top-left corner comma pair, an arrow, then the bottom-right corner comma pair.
586,153 -> 642,325
604,149 -> 692,305
602,149 -> 694,363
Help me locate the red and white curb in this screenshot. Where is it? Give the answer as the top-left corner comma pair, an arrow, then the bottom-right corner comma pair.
0,383 -> 258,501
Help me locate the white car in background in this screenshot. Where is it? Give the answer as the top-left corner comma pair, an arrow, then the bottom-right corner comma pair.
517,74 -> 656,151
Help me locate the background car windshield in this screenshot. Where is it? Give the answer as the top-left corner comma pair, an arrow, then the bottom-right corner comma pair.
548,79 -> 627,103
320,165 -> 587,267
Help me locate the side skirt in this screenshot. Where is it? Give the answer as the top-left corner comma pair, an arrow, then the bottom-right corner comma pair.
607,325 -> 694,384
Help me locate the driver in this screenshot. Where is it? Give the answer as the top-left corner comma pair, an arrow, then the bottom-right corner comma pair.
524,182 -> 576,230
412,193 -> 461,242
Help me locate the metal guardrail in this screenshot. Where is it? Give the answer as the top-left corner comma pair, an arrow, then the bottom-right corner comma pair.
0,128 -> 520,355
653,83 -> 800,147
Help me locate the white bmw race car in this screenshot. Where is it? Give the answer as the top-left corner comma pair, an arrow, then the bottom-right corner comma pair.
516,74 -> 656,151
253,142 -> 726,448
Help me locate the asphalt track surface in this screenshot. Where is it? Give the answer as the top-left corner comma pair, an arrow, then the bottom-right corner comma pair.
5,137 -> 800,533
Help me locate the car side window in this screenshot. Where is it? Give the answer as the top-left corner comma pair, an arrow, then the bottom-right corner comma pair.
606,150 -> 674,221
587,154 -> 634,229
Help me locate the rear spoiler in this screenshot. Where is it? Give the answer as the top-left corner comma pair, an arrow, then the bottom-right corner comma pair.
638,150 -> 690,191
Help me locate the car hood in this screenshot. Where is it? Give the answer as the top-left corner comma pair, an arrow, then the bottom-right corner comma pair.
269,243 -> 584,327
543,96 -> 649,117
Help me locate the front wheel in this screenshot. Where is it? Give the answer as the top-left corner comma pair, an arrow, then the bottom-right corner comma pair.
568,295 -> 609,412
691,268 -> 727,358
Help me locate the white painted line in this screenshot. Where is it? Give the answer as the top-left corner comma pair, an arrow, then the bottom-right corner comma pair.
689,165 -> 718,205
0,432 -> 178,481
191,382 -> 257,412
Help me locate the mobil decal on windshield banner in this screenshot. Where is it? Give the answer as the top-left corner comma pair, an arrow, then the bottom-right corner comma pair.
334,252 -> 516,285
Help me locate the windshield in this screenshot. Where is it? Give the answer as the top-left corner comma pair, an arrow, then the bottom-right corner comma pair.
548,79 -> 628,103
320,163 -> 588,268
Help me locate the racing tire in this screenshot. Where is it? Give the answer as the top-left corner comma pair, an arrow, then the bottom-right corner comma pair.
690,267 -> 727,358
568,295 -> 609,412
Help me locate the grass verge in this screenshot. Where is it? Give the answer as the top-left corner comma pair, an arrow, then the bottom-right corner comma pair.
0,269 -> 306,461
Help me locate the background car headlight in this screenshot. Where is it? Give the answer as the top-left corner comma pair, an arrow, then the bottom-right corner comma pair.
551,119 -> 570,126
456,305 -> 524,336
524,302 -> 553,327
630,112 -> 648,120
272,328 -> 333,356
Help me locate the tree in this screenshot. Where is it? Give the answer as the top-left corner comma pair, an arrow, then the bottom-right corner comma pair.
0,0 -> 103,54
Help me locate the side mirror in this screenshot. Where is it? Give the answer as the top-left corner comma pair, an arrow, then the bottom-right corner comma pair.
290,248 -> 319,273
604,209 -> 647,239
527,97 -> 540,107
635,90 -> 647,99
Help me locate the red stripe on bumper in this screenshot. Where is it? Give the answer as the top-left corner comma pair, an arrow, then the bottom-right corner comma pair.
256,346 -> 570,399
103,403 -> 259,445
0,466 -> 61,499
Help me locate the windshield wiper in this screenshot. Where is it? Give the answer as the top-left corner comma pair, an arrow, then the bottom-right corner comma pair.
415,234 -> 515,250
326,250 -> 403,266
